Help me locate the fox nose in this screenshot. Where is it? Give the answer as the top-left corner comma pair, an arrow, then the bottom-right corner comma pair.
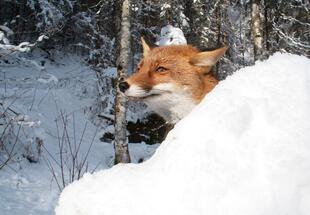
119,81 -> 130,93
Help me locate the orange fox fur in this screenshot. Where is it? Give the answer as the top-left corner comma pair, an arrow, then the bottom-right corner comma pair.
120,38 -> 227,123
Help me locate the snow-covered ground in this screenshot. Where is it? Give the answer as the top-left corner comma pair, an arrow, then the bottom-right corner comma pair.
56,53 -> 310,215
0,52 -> 157,215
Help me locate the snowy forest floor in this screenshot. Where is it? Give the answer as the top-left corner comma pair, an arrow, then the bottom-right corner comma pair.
0,51 -> 158,215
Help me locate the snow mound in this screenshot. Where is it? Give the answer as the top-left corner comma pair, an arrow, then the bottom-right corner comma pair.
157,25 -> 187,46
56,53 -> 310,215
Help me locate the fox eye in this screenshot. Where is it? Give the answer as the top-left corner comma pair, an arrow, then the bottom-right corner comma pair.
155,66 -> 167,73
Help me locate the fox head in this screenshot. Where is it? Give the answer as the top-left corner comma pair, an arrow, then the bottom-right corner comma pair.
119,38 -> 227,122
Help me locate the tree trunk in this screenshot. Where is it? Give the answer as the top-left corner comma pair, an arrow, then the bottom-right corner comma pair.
251,0 -> 263,61
114,0 -> 131,164
264,0 -> 270,52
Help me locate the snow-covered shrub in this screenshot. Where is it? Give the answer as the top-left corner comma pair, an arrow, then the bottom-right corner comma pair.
0,102 -> 41,169
156,25 -> 187,46
0,24 -> 48,57
27,0 -> 73,32
0,24 -> 47,169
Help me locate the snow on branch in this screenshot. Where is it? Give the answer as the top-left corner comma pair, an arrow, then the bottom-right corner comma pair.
0,25 -> 49,56
156,25 -> 187,46
271,22 -> 310,49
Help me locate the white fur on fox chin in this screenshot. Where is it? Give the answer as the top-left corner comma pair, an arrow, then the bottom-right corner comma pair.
125,83 -> 196,123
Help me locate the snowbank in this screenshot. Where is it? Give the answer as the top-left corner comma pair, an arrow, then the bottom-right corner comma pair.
56,53 -> 310,215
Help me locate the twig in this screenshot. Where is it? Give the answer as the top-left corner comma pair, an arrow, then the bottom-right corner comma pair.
29,65 -> 45,111
43,155 -> 61,191
41,143 -> 61,167
79,126 -> 98,178
0,124 -> 21,170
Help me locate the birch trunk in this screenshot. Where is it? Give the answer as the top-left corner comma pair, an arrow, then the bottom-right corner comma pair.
114,0 -> 131,164
251,0 -> 263,61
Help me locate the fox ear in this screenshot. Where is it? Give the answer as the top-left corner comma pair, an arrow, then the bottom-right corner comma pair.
141,37 -> 151,56
190,46 -> 228,67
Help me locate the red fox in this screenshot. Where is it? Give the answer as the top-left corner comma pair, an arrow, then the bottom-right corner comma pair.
119,38 -> 227,123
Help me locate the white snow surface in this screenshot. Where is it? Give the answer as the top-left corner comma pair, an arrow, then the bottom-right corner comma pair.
56,53 -> 310,215
157,25 -> 187,46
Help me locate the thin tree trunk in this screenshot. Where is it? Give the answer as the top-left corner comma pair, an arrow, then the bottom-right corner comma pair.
264,0 -> 270,52
214,2 -> 221,75
251,0 -> 263,61
114,0 -> 131,164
